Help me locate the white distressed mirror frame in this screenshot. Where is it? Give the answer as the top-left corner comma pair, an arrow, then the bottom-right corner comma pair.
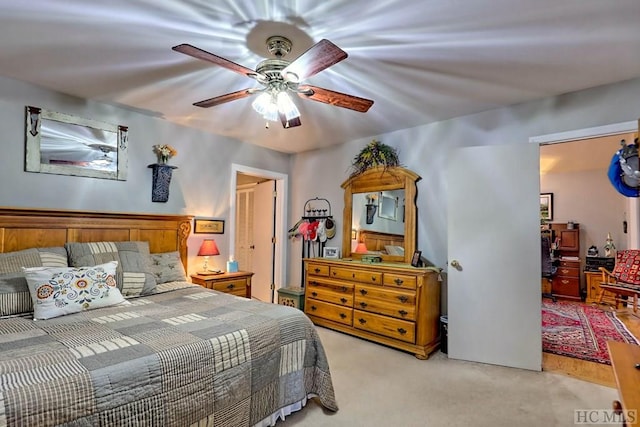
25,106 -> 128,180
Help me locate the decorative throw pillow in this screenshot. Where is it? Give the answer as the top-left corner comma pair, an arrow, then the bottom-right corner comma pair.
150,251 -> 187,284
612,249 -> 640,285
65,241 -> 157,297
23,261 -> 127,320
0,247 -> 68,316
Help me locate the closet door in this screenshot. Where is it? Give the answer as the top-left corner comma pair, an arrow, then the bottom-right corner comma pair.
235,188 -> 254,274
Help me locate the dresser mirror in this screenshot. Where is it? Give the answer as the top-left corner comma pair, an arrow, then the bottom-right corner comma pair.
341,166 -> 420,264
25,106 -> 128,180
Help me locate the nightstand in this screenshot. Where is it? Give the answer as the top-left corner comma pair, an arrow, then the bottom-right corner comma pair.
190,271 -> 253,298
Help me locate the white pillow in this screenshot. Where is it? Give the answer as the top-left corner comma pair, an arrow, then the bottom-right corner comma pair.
22,261 -> 127,320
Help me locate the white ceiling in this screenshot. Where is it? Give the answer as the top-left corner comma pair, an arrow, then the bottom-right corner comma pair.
1,1 -> 639,154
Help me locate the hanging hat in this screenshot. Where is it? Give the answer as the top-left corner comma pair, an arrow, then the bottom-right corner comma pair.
308,220 -> 320,241
317,220 -> 327,243
325,217 -> 336,239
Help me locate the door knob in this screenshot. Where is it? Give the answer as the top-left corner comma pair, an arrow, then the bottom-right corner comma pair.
450,259 -> 462,271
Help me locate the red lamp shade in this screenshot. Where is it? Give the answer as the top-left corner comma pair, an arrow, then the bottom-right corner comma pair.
354,242 -> 368,254
198,239 -> 220,256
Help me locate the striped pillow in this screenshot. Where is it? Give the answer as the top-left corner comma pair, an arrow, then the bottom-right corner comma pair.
0,247 -> 68,316
65,241 -> 157,297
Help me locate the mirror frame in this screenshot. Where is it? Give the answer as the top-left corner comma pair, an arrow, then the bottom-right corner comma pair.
342,166 -> 421,264
25,106 -> 128,180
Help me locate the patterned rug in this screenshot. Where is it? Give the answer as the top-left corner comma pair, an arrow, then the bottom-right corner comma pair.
542,300 -> 639,364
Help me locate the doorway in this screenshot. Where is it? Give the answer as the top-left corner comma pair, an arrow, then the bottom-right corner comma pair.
229,164 -> 288,303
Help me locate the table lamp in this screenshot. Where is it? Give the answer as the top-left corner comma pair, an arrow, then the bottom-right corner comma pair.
197,239 -> 220,274
354,242 -> 368,254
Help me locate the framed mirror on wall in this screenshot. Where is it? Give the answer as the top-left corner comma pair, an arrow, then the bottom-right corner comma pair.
25,106 -> 128,180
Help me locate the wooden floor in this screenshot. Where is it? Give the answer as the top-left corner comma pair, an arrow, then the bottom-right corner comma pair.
542,302 -> 640,388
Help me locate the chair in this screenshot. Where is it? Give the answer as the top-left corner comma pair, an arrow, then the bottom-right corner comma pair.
598,249 -> 640,314
541,235 -> 557,302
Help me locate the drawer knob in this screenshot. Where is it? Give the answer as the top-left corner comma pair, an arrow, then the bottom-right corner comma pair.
311,305 -> 317,311
352,273 -> 356,278
398,310 -> 408,317
341,286 -> 348,292
398,296 -> 408,303
311,291 -> 318,297
371,276 -> 377,282
394,278 -> 403,285
227,284 -> 235,289
562,280 -> 569,284
359,302 -> 368,308
360,289 -> 368,295
397,328 -> 407,335
332,271 -> 337,276
309,280 -> 317,285
339,313 -> 346,319
358,318 -> 367,324
340,297 -> 347,304
314,268 -> 321,273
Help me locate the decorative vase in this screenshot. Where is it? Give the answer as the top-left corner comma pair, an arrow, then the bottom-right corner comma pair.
366,204 -> 377,224
148,164 -> 177,203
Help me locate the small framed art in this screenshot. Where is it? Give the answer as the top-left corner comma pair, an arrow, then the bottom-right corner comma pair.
323,247 -> 340,259
411,250 -> 422,267
194,218 -> 225,234
540,193 -> 553,221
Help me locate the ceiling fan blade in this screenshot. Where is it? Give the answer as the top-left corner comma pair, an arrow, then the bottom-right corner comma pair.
172,44 -> 264,81
279,112 -> 301,129
193,89 -> 256,108
297,85 -> 374,113
282,39 -> 347,82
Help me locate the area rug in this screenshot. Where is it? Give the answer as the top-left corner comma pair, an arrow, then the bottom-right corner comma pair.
542,300 -> 639,364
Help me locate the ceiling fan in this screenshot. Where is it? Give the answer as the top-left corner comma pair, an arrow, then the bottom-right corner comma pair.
172,36 -> 374,129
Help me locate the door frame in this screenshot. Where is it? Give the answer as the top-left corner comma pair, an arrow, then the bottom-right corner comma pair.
530,120 -> 638,247
229,164 -> 288,295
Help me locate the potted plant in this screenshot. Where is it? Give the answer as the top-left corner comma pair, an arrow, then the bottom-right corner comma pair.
350,139 -> 400,177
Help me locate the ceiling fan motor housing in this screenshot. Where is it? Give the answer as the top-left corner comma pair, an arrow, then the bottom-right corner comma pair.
266,36 -> 292,58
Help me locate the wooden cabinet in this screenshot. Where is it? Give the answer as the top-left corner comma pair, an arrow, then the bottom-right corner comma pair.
607,341 -> 640,426
304,258 -> 441,359
585,271 -> 616,305
552,259 -> 581,300
190,271 -> 253,298
557,229 -> 579,252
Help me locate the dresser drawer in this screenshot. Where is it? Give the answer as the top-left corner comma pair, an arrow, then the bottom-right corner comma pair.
558,260 -> 580,269
383,273 -> 417,290
306,262 -> 329,277
556,266 -> 579,277
330,267 -> 382,285
354,295 -> 416,321
355,284 -> 416,306
353,310 -> 415,343
306,277 -> 353,295
552,276 -> 580,297
211,279 -> 247,295
305,299 -> 353,325
307,287 -> 353,307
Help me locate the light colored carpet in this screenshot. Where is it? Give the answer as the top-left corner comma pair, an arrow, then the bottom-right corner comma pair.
279,326 -> 617,427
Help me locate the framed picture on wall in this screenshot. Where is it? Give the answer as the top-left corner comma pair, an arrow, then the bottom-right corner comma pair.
194,218 -> 225,234
540,193 -> 553,221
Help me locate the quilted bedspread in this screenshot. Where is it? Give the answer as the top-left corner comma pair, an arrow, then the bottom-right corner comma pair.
0,284 -> 337,426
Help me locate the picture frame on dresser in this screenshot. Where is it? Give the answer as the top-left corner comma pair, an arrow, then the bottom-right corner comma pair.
323,247 -> 340,259
411,250 -> 422,267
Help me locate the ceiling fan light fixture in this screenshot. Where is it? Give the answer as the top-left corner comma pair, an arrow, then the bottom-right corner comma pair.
277,91 -> 300,120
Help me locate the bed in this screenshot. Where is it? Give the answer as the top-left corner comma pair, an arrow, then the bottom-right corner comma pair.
0,207 -> 337,426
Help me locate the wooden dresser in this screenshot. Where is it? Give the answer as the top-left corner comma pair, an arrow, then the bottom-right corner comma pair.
303,258 -> 441,359
190,271 -> 253,298
607,341 -> 640,426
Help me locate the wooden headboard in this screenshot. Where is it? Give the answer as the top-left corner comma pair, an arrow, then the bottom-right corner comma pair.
0,207 -> 193,270
360,229 -> 404,253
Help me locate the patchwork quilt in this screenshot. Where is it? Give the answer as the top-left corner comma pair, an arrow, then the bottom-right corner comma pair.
0,284 -> 337,426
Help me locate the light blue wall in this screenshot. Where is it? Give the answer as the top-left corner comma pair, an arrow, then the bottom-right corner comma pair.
288,77 -> 640,292
0,75 -> 291,276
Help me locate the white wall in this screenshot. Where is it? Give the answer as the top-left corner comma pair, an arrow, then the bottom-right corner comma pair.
0,75 -> 291,277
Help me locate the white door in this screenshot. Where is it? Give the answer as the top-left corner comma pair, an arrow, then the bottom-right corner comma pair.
252,180 -> 275,302
235,188 -> 254,273
447,143 -> 541,370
